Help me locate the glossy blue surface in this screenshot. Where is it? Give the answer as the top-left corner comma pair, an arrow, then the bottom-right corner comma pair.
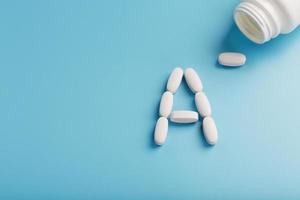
1,0 -> 300,199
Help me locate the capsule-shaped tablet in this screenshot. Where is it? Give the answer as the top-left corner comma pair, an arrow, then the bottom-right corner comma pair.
166,67 -> 183,93
159,91 -> 173,117
195,92 -> 211,117
170,110 -> 199,123
154,117 -> 168,145
218,52 -> 246,67
202,117 -> 218,145
184,68 -> 203,93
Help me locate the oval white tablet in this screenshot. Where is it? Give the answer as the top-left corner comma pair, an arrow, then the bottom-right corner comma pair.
159,91 -> 173,117
218,52 -> 246,67
170,111 -> 199,123
166,67 -> 183,93
184,68 -> 203,93
154,117 -> 168,145
195,92 -> 211,117
202,117 -> 218,145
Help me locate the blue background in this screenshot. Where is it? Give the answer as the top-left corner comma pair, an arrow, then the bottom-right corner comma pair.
1,0 -> 300,199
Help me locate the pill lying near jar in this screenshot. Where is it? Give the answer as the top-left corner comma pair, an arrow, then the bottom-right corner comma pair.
218,52 -> 246,67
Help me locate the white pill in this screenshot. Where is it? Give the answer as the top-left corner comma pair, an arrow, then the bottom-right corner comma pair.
159,91 -> 173,117
170,111 -> 199,123
184,68 -> 203,93
218,52 -> 246,67
154,117 -> 168,145
202,117 -> 218,145
195,92 -> 211,117
166,67 -> 183,93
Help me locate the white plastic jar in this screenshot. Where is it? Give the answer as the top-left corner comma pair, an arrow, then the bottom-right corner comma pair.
234,0 -> 300,44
